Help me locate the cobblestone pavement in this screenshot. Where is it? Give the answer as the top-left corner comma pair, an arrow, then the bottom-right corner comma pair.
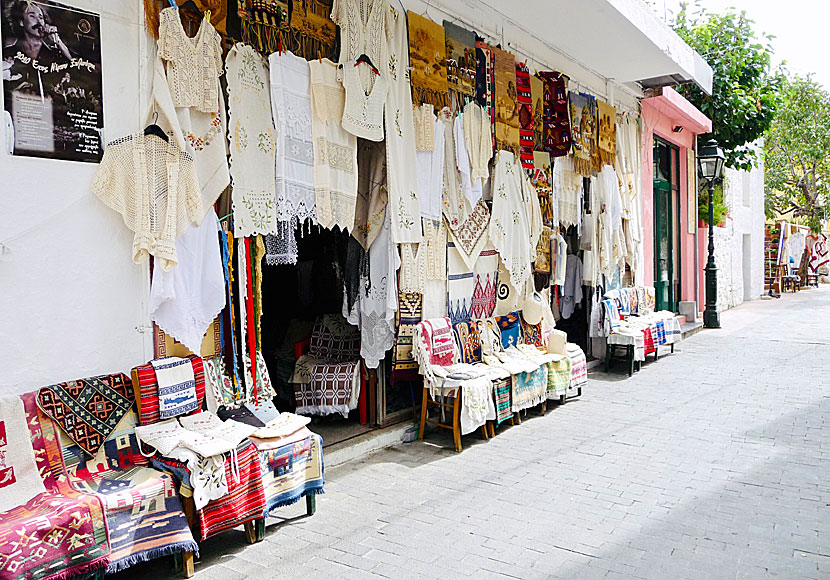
119,287 -> 830,579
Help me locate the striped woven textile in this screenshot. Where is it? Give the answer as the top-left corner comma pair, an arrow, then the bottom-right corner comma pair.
654,320 -> 667,345
134,355 -> 206,425
153,439 -> 265,541
511,367 -> 546,412
565,343 -> 588,388
546,357 -> 572,398
642,327 -> 656,356
493,377 -> 512,426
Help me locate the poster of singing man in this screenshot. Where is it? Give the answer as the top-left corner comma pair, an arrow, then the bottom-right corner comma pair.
2,0 -> 103,162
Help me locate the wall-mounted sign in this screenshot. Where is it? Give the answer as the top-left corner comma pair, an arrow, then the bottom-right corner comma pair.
2,0 -> 103,162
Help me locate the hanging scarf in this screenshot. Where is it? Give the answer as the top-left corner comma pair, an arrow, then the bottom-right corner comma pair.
443,20 -> 477,104
538,71 -> 572,158
439,108 -> 471,233
569,92 -> 598,177
353,138 -> 388,250
515,62 -> 534,170
408,11 -> 448,109
492,47 -> 519,157
531,151 -> 554,226
384,3 -> 423,244
475,39 -> 496,150
530,73 -> 544,151
596,99 -> 617,169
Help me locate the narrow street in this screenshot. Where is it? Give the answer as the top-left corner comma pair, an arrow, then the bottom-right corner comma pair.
123,287 -> 830,580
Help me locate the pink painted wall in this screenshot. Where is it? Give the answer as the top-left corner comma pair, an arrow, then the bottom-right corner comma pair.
640,95 -> 708,308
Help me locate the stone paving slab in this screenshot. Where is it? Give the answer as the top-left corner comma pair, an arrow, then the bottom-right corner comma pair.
115,287 -> 830,579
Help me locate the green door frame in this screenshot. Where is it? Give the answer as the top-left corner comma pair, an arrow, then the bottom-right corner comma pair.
653,137 -> 681,312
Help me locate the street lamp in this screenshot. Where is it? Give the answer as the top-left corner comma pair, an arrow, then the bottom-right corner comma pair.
697,139 -> 726,329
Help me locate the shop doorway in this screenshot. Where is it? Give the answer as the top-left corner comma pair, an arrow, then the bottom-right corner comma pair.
653,138 -> 681,312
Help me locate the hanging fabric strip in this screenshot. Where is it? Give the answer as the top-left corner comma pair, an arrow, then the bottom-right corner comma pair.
407,11 -> 448,109
515,62 -> 535,171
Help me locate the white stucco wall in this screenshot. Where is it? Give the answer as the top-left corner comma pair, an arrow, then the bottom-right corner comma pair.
713,150 -> 766,310
0,0 -> 152,396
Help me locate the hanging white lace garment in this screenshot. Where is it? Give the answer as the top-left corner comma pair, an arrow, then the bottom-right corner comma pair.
264,221 -> 299,266
489,151 -> 539,291
454,113 -> 482,205
270,51 -> 316,227
149,208 -> 226,355
398,242 -> 426,294
439,108 -> 472,232
92,133 -> 203,271
146,54 -> 229,217
332,0 -> 388,139
416,112 -> 444,221
226,44 -> 277,237
554,154 -> 582,230
157,7 -> 223,113
309,59 -> 358,232
382,2 -> 422,243
413,103 -> 435,151
343,211 -> 400,368
422,217 -> 448,320
463,100 -> 493,184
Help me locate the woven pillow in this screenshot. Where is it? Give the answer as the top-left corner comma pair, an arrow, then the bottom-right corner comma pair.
495,311 -> 523,349
37,373 -> 135,457
520,315 -> 544,348
133,355 -> 205,425
308,315 -> 360,362
453,321 -> 482,364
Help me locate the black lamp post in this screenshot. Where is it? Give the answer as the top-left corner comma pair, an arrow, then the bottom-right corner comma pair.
697,139 -> 726,329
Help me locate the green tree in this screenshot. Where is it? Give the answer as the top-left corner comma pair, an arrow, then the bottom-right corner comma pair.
672,3 -> 781,171
764,75 -> 830,232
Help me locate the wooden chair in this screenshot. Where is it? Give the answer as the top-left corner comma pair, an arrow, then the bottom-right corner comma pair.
418,381 -> 489,453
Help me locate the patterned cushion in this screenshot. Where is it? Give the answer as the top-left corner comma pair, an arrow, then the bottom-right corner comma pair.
133,355 -> 205,425
37,373 -> 135,457
308,314 -> 361,362
476,319 -> 503,356
494,311 -> 523,349
520,315 -> 544,348
453,321 -> 482,364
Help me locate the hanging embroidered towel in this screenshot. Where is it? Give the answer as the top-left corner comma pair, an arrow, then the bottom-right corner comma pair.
270,51 -> 317,226
515,62 -> 534,170
447,242 -> 475,325
92,133 -> 203,271
538,71 -> 572,158
309,59 -> 358,232
153,357 -> 200,419
447,198 -> 491,270
157,7 -> 223,113
226,44 -> 277,237
492,46 -> 519,158
149,209 -> 226,356
472,241 -> 499,320
408,11 -> 448,109
596,99 -> 617,169
443,20 -> 477,101
384,3 -> 422,243
570,92 -> 598,177
0,397 -> 47,511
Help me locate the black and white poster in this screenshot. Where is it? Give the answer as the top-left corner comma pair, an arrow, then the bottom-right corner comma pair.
2,0 -> 103,162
